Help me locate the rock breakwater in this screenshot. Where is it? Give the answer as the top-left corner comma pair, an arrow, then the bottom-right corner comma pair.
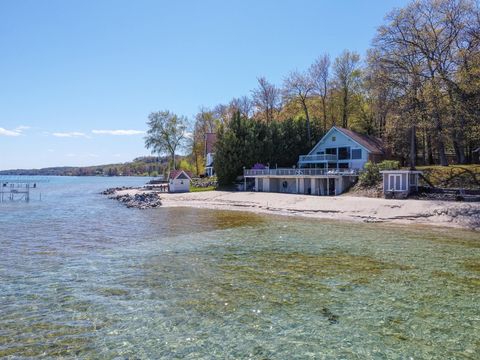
102,188 -> 162,209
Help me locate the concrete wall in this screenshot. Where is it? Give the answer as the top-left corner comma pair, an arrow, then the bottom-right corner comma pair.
251,175 -> 357,196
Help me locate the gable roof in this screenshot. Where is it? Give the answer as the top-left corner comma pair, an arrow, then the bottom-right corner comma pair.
168,170 -> 192,180
334,127 -> 384,154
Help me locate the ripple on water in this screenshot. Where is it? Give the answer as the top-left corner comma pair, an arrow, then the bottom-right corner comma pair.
0,177 -> 479,358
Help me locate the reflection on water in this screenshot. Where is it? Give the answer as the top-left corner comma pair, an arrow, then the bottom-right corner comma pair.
0,177 -> 479,358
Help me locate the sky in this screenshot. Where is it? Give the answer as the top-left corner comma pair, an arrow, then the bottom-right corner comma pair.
0,0 -> 409,170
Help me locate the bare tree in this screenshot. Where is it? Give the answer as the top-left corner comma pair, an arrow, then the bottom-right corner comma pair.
196,106 -> 217,133
283,70 -> 315,141
310,54 -> 331,133
333,50 -> 361,128
251,77 -> 280,123
229,96 -> 253,119
371,0 -> 480,166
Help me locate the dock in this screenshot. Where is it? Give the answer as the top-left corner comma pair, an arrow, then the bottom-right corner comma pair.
0,177 -> 49,202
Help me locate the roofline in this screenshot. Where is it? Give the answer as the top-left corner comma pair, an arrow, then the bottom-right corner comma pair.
171,170 -> 192,180
380,170 -> 422,174
334,127 -> 383,154
308,126 -> 374,155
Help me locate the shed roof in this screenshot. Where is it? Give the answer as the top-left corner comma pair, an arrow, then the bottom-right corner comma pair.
168,170 -> 192,180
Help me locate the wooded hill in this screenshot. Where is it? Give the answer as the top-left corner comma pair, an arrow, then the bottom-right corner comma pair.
0,156 -> 182,177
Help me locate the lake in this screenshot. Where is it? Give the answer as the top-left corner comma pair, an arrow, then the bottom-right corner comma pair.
0,176 -> 479,358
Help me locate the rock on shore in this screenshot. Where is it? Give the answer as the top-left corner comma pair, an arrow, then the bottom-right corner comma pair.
102,188 -> 162,209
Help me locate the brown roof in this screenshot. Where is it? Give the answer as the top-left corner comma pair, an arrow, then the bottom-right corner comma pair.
335,127 -> 384,154
168,170 -> 192,180
205,133 -> 217,154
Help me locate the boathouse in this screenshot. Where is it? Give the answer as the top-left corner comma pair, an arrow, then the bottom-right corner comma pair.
244,126 -> 385,196
168,170 -> 192,193
381,170 -> 422,198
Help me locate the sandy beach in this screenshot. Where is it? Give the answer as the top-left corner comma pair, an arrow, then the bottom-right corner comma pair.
112,189 -> 480,231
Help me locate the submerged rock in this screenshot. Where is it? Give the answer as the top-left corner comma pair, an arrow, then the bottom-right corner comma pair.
100,186 -> 133,195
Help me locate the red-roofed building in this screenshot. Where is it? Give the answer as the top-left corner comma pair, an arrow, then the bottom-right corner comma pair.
168,170 -> 192,192
299,126 -> 385,169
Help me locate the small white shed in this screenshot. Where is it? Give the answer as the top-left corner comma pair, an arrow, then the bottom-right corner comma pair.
168,170 -> 192,193
380,170 -> 422,198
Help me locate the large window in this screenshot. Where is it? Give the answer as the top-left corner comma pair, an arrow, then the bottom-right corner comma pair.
338,147 -> 350,160
326,148 -> 336,155
351,149 -> 362,159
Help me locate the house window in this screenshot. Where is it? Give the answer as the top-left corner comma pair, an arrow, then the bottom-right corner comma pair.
338,147 -> 350,160
326,148 -> 336,155
351,149 -> 362,159
332,136 -> 336,141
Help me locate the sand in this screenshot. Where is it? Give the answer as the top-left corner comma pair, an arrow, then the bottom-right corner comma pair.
111,189 -> 480,231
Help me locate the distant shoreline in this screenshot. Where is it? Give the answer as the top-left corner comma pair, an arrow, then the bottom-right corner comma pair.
108,189 -> 480,232
0,173 -> 153,177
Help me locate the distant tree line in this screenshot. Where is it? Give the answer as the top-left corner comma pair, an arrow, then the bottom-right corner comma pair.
0,156 -> 176,177
184,0 -> 479,184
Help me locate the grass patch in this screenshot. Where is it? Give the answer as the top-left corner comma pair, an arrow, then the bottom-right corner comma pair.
416,165 -> 480,189
190,186 -> 216,192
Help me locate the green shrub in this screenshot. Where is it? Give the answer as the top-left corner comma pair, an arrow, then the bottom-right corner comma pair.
378,160 -> 400,171
358,161 -> 381,187
358,160 -> 400,187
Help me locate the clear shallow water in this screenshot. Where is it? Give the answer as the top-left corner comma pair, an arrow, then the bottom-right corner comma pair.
0,177 -> 479,359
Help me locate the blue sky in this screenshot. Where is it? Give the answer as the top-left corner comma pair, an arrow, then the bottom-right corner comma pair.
0,0 -> 408,170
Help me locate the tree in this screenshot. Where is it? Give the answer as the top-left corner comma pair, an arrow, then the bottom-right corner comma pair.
283,70 -> 315,142
333,50 -> 361,128
145,110 -> 188,171
229,96 -> 253,119
371,0 -> 480,166
310,54 -> 331,133
251,77 -> 280,123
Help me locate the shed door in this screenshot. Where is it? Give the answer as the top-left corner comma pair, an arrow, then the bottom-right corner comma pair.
389,174 -> 402,191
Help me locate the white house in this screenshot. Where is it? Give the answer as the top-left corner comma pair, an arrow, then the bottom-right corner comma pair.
205,133 -> 217,177
168,170 -> 192,193
298,126 -> 385,170
244,126 -> 385,196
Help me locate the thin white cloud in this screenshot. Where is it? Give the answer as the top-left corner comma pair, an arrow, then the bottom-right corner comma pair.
0,127 -> 22,136
52,131 -> 87,138
92,129 -> 145,136
0,125 -> 29,137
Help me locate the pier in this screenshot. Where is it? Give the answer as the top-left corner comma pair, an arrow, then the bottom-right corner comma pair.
0,177 -> 49,202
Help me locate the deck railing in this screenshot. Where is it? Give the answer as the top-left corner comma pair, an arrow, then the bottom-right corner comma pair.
244,168 -> 359,177
298,154 -> 337,163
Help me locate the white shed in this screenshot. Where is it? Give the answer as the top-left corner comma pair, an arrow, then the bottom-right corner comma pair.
380,170 -> 422,198
168,170 -> 192,193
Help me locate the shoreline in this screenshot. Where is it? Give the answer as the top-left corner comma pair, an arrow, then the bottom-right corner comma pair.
108,189 -> 480,231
